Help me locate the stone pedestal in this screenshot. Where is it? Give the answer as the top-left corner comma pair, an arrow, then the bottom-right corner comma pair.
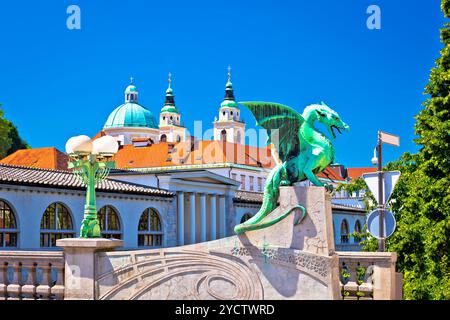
239,186 -> 335,255
57,238 -> 123,300
236,186 -> 340,299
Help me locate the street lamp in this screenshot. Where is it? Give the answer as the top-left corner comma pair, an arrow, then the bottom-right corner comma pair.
66,135 -> 119,238
371,147 -> 378,166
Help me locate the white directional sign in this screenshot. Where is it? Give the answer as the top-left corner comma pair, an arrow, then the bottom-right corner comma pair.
362,171 -> 401,205
380,131 -> 400,147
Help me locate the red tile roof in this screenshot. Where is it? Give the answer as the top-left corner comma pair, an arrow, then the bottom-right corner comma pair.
347,167 -> 377,180
1,142 -> 370,186
317,167 -> 347,181
0,147 -> 69,170
113,140 -> 276,169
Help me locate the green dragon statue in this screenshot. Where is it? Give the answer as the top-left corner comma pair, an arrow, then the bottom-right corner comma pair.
234,101 -> 349,234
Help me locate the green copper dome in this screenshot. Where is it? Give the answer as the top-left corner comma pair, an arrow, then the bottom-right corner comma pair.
220,100 -> 239,108
104,102 -> 158,129
161,105 -> 180,113
125,85 -> 137,92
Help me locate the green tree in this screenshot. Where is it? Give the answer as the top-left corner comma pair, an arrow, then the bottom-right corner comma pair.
387,0 -> 450,299
338,1 -> 450,299
0,105 -> 29,159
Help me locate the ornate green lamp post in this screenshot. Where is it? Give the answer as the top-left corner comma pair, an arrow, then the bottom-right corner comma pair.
65,135 -> 119,238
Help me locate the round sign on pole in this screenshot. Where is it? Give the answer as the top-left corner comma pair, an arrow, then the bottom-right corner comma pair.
366,209 -> 396,239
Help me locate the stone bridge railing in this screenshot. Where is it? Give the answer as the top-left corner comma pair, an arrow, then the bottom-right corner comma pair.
337,251 -> 402,300
0,248 -> 402,300
0,251 -> 65,300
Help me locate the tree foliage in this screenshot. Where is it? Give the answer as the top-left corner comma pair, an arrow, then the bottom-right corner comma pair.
338,1 -> 450,299
387,1 -> 450,299
0,105 -> 29,159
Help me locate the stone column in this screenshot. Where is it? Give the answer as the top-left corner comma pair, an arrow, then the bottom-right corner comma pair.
209,194 -> 217,240
189,193 -> 196,244
177,192 -> 184,246
199,193 -> 207,242
219,195 -> 226,238
57,238 -> 123,300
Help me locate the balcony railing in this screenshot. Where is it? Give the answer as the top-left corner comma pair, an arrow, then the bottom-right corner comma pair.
0,251 -> 65,300
337,251 -> 402,300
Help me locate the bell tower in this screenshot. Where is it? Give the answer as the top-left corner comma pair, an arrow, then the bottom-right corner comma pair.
213,66 -> 245,144
159,73 -> 186,143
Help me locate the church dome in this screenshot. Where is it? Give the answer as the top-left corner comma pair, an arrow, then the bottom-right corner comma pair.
104,103 -> 158,129
104,80 -> 158,129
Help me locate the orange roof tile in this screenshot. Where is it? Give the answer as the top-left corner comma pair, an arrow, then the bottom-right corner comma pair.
317,167 -> 347,181
92,130 -> 106,141
113,140 -> 276,169
0,147 -> 69,170
347,167 -> 377,180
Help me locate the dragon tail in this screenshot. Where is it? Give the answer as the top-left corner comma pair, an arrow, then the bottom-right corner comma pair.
234,163 -> 284,234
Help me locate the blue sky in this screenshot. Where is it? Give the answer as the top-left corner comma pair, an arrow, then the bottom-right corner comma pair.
0,0 -> 444,167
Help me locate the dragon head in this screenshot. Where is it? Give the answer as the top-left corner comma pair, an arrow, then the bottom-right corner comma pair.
311,102 -> 349,139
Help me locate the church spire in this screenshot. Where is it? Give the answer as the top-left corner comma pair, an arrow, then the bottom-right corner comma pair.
224,65 -> 235,101
161,72 -> 179,114
164,72 -> 175,106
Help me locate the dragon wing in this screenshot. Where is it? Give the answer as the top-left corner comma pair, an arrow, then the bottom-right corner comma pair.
240,101 -> 304,162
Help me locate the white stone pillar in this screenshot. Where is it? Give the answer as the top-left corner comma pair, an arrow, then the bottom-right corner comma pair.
177,192 -> 184,246
200,193 -> 207,242
57,238 -> 123,300
219,196 -> 226,238
189,193 -> 196,244
210,194 -> 217,240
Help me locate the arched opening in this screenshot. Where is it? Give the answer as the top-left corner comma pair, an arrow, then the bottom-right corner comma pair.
236,131 -> 242,144
160,134 -> 167,142
240,213 -> 253,224
98,205 -> 122,239
354,220 -> 362,243
340,219 -> 349,244
40,202 -> 75,247
0,199 -> 18,247
220,129 -> 227,141
176,135 -> 181,142
138,208 -> 163,247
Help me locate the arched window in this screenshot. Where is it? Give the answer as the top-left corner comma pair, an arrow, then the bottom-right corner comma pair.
340,219 -> 349,244
0,200 -> 18,247
176,135 -> 181,142
221,129 -> 227,141
354,220 -> 362,243
160,134 -> 167,142
138,208 -> 163,247
240,213 -> 253,224
40,202 -> 75,247
98,206 -> 122,239
236,131 -> 241,144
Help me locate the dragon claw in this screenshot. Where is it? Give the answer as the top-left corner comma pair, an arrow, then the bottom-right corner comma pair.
324,184 -> 334,192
